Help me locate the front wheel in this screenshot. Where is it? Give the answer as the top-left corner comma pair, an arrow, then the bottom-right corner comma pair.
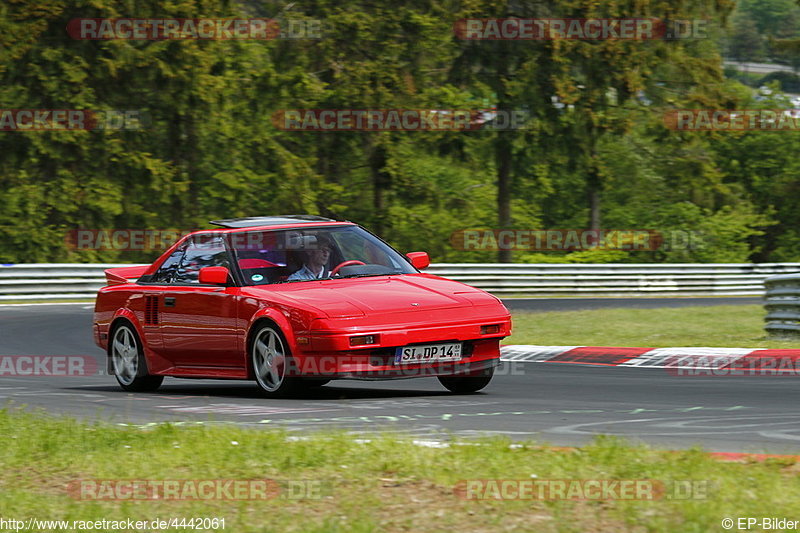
438,366 -> 494,394
111,323 -> 163,392
251,324 -> 303,397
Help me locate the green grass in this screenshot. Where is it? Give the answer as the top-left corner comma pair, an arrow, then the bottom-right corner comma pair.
508,305 -> 799,349
1,408 -> 799,532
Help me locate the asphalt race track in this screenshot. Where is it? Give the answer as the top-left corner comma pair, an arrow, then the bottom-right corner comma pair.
1,298 -> 797,455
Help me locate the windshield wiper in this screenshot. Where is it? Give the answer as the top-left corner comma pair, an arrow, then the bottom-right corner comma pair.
272,278 -> 326,284
338,272 -> 404,279
273,272 -> 403,283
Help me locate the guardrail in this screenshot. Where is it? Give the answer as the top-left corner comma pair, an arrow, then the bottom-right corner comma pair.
0,264 -> 143,301
764,273 -> 800,337
1,262 -> 799,301
430,263 -> 800,296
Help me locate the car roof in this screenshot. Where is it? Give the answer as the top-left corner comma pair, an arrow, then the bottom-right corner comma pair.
144,218 -> 356,275
209,215 -> 339,228
194,220 -> 355,236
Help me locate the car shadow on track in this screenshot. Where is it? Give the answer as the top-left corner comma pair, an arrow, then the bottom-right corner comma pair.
62,381 -> 457,400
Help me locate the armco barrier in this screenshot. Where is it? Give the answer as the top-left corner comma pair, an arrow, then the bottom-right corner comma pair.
0,263 -> 144,301
764,273 -> 800,337
429,263 -> 800,295
1,262 -> 799,301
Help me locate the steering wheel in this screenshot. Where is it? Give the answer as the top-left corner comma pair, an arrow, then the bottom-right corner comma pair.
330,260 -> 366,277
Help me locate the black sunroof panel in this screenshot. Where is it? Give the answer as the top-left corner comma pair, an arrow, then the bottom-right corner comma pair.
209,215 -> 337,228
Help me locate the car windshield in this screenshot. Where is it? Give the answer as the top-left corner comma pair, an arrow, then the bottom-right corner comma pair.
230,225 -> 417,286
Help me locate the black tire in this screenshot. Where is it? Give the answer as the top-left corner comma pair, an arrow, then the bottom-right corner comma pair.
251,323 -> 304,397
110,322 -> 164,392
438,366 -> 494,394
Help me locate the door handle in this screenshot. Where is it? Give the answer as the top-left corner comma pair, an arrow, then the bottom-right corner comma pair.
164,296 -> 176,307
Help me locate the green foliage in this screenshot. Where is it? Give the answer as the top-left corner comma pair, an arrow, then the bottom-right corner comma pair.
0,0 -> 796,264
737,0 -> 800,38
726,0 -> 800,63
758,71 -> 800,92
727,13 -> 766,62
518,249 -> 630,264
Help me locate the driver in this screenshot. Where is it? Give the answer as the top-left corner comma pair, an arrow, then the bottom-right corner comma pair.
288,234 -> 332,281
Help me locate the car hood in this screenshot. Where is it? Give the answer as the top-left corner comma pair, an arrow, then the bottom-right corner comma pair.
246,275 -> 493,318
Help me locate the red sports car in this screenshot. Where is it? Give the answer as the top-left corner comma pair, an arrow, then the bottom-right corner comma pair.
93,216 -> 512,397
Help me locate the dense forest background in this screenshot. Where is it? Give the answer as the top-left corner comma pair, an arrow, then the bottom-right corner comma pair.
2,0 -> 800,264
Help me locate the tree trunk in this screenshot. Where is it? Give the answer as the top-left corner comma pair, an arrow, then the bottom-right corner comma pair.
496,135 -> 512,263
588,175 -> 601,232
369,141 -> 390,235
586,142 -> 601,233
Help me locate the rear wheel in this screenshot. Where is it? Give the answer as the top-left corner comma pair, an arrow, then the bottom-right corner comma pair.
252,324 -> 303,397
438,366 -> 494,394
111,323 -> 163,392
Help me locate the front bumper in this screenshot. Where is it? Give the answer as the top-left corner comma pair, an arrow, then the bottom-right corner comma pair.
290,337 -> 502,379
289,305 -> 510,379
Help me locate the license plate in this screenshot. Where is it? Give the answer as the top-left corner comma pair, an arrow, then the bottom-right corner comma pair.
395,343 -> 462,364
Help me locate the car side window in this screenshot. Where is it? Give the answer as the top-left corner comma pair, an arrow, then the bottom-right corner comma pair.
173,235 -> 230,284
150,244 -> 186,284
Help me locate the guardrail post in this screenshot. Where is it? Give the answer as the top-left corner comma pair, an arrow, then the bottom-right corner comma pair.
764,273 -> 800,338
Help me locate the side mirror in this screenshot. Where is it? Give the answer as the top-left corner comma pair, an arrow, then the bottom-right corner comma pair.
199,266 -> 230,285
406,252 -> 430,270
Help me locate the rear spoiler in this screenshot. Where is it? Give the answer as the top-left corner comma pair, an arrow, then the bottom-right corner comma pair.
104,265 -> 149,285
